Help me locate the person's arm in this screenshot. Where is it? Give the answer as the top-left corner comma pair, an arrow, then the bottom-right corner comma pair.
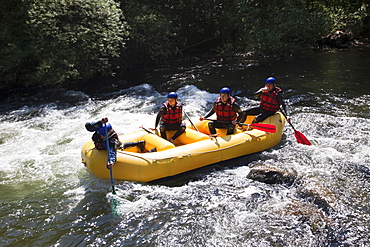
154,106 -> 166,128
106,138 -> 117,169
85,118 -> 107,132
203,103 -> 216,119
233,103 -> 244,123
277,93 -> 289,115
108,146 -> 117,163
254,88 -> 265,99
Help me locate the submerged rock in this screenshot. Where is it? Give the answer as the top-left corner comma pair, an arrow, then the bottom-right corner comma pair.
270,198 -> 334,232
297,177 -> 339,213
247,164 -> 297,185
247,165 -> 339,213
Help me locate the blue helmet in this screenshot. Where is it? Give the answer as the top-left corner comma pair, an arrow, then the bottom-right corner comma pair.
265,77 -> 276,84
167,92 -> 178,99
219,87 -> 231,95
97,123 -> 112,135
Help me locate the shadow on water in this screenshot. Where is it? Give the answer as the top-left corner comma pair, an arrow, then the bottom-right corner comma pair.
150,139 -> 288,187
148,153 -> 263,187
1,46 -> 370,246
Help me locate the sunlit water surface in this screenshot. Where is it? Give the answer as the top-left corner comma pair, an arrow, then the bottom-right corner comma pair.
1,47 -> 370,246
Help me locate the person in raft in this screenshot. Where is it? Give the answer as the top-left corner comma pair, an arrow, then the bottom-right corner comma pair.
199,87 -> 244,135
85,118 -> 145,169
243,77 -> 290,123
151,92 -> 186,144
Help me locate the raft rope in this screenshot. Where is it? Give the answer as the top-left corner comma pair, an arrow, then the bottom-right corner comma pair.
115,137 -> 253,163
85,130 -> 267,163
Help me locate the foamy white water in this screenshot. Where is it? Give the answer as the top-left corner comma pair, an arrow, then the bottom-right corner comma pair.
1,47 -> 370,246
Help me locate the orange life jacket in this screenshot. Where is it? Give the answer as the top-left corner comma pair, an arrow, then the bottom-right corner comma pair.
260,87 -> 282,111
215,96 -> 237,121
162,101 -> 183,124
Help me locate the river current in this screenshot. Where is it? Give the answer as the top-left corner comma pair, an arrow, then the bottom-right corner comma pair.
1,47 -> 370,246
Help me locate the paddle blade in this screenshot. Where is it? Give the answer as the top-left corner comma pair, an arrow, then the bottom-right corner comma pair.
294,130 -> 312,145
249,123 -> 276,133
111,197 -> 121,218
108,193 -> 121,218
108,168 -> 121,217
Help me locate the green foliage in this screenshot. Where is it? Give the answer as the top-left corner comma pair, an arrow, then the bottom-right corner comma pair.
120,0 -> 335,61
217,0 -> 332,58
327,5 -> 367,35
118,0 -> 228,66
27,0 -> 129,85
305,0 -> 368,35
0,0 -> 129,87
0,0 -> 34,87
118,1 -> 176,66
1,0 -> 369,88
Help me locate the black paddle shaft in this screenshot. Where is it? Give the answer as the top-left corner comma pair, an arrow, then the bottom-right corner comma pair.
184,111 -> 199,132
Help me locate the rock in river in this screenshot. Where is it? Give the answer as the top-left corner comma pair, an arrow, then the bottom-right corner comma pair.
247,164 -> 297,185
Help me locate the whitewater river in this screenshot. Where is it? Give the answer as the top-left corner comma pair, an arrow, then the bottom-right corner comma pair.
1,47 -> 370,246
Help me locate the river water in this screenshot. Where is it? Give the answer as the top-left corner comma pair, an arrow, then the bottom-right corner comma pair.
1,47 -> 370,246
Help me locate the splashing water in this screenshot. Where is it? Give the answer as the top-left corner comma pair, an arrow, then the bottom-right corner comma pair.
1,47 -> 370,246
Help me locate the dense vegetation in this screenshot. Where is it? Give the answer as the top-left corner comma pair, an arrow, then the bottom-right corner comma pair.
0,0 -> 369,88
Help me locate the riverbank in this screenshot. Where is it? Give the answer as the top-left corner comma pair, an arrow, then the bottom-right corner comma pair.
1,39 -> 369,112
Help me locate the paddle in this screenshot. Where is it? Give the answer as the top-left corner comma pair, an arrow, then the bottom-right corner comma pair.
238,122 -> 276,133
204,118 -> 276,133
183,110 -> 199,132
266,92 -> 312,145
282,112 -> 312,145
104,123 -> 120,217
140,125 -> 155,134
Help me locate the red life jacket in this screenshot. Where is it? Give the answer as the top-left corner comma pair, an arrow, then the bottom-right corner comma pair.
215,96 -> 237,121
162,101 -> 183,124
260,87 -> 282,111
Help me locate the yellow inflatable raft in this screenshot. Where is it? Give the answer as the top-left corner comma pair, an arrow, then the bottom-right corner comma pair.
81,112 -> 285,182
